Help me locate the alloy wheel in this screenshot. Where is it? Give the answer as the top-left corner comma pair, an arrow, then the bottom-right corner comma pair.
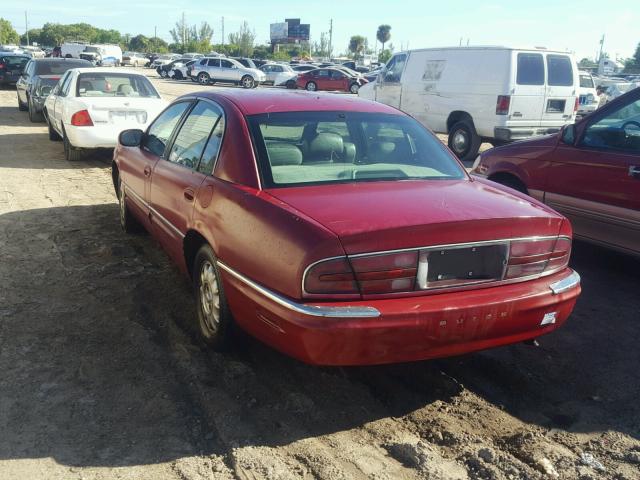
199,261 -> 220,334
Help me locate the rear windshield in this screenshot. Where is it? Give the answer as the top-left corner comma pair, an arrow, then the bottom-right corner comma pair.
579,74 -> 594,88
35,60 -> 91,75
516,53 -> 544,85
76,73 -> 160,98
547,55 -> 573,86
248,111 -> 465,187
1,56 -> 29,68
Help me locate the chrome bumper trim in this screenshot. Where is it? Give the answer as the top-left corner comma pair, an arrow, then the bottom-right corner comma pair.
549,270 -> 581,295
217,261 -> 381,318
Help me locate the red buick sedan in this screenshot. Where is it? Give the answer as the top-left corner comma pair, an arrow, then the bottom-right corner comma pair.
112,89 -> 581,366
472,87 -> 639,257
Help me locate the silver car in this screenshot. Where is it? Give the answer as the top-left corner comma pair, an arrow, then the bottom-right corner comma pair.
192,57 -> 266,88
260,63 -> 295,85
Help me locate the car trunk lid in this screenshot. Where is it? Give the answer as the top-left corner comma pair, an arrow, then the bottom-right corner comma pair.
82,97 -> 166,126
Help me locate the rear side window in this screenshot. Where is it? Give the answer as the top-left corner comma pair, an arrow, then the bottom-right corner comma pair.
221,60 -> 234,68
516,53 -> 544,85
207,58 -> 219,67
547,55 -> 573,86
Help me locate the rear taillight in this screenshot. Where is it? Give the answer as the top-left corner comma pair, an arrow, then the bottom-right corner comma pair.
304,257 -> 358,295
350,252 -> 418,294
574,97 -> 579,112
0,62 -> 5,70
496,95 -> 511,115
506,236 -> 571,279
70,109 -> 93,126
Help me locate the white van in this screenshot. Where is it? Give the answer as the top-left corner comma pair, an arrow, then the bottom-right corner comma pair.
358,46 -> 579,163
61,43 -> 122,66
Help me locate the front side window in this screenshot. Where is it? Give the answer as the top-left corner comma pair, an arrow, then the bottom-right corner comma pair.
547,55 -> 573,87
143,102 -> 192,157
516,53 -> 544,85
582,97 -> 640,152
221,60 -> 234,69
76,73 -> 160,98
331,70 -> 346,79
383,54 -> 407,83
249,111 -> 465,187
168,101 -> 224,169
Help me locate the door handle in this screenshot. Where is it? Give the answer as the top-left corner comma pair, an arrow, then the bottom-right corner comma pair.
629,166 -> 640,179
183,188 -> 195,201
143,166 -> 151,177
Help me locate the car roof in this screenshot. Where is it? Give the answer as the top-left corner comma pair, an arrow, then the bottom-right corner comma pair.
72,67 -> 149,74
187,89 -> 403,116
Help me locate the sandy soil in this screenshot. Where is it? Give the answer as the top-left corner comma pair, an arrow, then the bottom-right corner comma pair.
0,73 -> 639,480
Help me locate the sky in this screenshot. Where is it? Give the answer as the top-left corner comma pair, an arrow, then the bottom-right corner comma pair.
3,0 -> 639,61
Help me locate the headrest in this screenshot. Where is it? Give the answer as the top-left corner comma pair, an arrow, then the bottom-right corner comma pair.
267,142 -> 303,166
308,133 -> 344,162
117,84 -> 134,95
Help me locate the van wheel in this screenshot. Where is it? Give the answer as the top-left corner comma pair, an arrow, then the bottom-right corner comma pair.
193,245 -> 235,349
448,120 -> 481,164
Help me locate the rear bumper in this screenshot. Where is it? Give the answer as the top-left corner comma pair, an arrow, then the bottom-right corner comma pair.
65,123 -> 145,149
220,264 -> 581,366
494,126 -> 562,141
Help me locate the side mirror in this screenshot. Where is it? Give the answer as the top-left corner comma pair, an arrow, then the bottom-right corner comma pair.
119,129 -> 144,147
561,124 -> 576,145
39,85 -> 53,96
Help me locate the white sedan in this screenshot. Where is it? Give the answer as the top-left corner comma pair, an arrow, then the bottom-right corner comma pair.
44,68 -> 167,161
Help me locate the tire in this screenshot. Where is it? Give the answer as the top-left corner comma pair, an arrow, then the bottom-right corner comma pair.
174,71 -> 183,80
305,81 -> 317,91
17,93 -> 27,111
63,132 -> 84,161
46,115 -> 62,141
285,79 -> 296,89
491,175 -> 528,195
118,178 -> 143,233
241,75 -> 255,89
160,69 -> 168,78
448,120 -> 481,164
193,244 -> 234,349
28,98 -> 44,122
349,82 -> 360,94
133,61 -> 138,68
198,72 -> 210,85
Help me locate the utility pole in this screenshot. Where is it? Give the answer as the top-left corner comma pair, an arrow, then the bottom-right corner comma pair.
182,12 -> 186,48
154,26 -> 157,51
597,34 -> 605,63
221,16 -> 225,47
25,11 -> 29,46
328,19 -> 333,60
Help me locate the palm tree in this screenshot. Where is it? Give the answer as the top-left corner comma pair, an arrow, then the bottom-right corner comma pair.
348,35 -> 366,60
376,25 -> 391,55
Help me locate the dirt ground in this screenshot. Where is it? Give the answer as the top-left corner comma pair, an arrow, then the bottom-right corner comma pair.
1,73 -> 639,480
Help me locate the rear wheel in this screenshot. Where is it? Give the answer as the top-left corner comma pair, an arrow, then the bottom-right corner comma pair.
448,120 -> 481,164
17,93 -> 27,111
305,81 -> 317,91
63,132 -> 84,161
193,245 -> 235,349
490,174 -> 528,195
174,70 -> 183,80
241,75 -> 255,89
198,72 -> 210,85
28,98 -> 44,122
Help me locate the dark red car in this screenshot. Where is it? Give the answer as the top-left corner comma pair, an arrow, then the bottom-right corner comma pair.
112,89 -> 580,366
473,87 -> 640,257
295,68 -> 367,94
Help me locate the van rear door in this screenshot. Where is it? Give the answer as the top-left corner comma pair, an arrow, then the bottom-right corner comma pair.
509,52 -> 545,129
541,54 -> 576,128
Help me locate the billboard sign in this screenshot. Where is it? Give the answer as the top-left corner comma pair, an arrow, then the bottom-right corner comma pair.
270,22 -> 288,42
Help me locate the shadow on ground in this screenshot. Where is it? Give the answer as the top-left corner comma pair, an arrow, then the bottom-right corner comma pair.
0,204 -> 638,468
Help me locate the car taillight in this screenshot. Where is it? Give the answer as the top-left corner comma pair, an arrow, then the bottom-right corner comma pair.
496,95 -> 511,115
574,97 -> 579,112
70,109 -> 93,126
506,236 -> 571,279
304,257 -> 358,295
0,62 -> 5,70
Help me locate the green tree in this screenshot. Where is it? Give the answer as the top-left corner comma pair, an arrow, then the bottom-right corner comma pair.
228,21 -> 255,57
20,28 -> 42,45
348,35 -> 366,60
378,49 -> 392,64
0,18 -> 20,44
376,24 -> 391,54
578,57 -> 596,68
312,32 -> 329,59
633,42 -> 640,68
129,34 -> 149,52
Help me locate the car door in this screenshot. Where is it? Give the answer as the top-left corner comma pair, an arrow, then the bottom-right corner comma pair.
44,70 -> 67,125
375,53 -> 407,109
219,59 -> 238,82
149,100 -> 224,262
545,89 -> 640,254
121,100 -> 194,223
207,58 -> 221,80
314,69 -> 331,90
330,70 -> 349,91
16,60 -> 32,103
52,71 -> 75,133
